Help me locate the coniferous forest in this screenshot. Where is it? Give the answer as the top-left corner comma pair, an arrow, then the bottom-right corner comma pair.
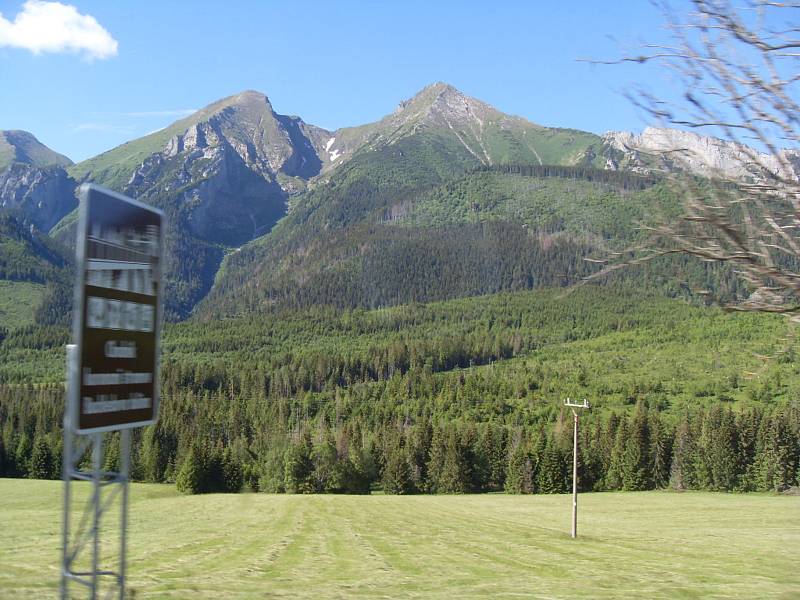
2,287 -> 799,495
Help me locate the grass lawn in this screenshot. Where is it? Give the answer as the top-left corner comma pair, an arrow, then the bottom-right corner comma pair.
0,479 -> 797,598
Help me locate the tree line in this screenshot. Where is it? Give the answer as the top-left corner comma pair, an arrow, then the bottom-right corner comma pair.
1,383 -> 797,495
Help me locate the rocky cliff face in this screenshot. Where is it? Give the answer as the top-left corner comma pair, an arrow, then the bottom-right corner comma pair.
0,163 -> 77,232
122,91 -> 333,247
0,131 -> 76,232
603,126 -> 800,181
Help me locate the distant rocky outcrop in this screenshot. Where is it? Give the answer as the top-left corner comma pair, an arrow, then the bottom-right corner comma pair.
603,126 -> 800,181
0,163 -> 77,232
0,130 -> 76,232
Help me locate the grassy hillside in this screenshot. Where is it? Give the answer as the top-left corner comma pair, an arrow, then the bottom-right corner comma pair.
0,213 -> 72,327
1,479 -> 797,598
0,130 -> 72,171
0,280 -> 45,330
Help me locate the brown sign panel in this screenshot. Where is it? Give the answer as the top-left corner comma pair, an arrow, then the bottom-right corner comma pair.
71,184 -> 164,433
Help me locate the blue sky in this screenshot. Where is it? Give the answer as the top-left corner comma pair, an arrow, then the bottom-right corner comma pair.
0,1 -> 677,162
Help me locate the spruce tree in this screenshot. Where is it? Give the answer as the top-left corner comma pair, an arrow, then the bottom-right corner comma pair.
140,426 -> 163,483
536,437 -> 566,494
311,427 -> 340,493
437,428 -> 469,494
381,441 -> 413,494
103,433 -> 121,473
406,421 -> 432,492
622,403 -> 651,491
176,445 -> 204,494
736,408 -> 761,491
754,412 -> 798,491
670,415 -> 694,490
283,433 -> 314,494
222,447 -> 244,493
650,413 -> 672,489
0,437 -> 6,477
707,408 -> 739,491
29,436 -> 54,480
606,418 -> 628,490
426,425 -> 446,493
14,432 -> 32,478
504,430 -> 533,494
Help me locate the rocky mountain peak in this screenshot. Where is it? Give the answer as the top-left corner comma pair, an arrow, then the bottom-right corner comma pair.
154,89 -> 330,180
395,82 -> 497,127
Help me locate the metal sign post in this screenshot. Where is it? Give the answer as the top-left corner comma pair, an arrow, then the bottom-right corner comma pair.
564,398 -> 590,539
61,184 -> 164,599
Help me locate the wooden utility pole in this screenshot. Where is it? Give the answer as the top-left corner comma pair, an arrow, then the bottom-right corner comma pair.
564,398 -> 590,539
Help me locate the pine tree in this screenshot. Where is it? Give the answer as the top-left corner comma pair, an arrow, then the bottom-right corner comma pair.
437,428 -> 470,494
670,415 -> 694,490
222,447 -> 244,493
650,413 -> 672,489
504,430 -> 533,494
536,436 -> 566,494
606,418 -> 628,490
283,433 -> 314,494
14,432 -> 32,478
707,407 -> 739,491
176,445 -> 204,494
103,433 -> 121,473
426,425 -> 446,493
754,412 -> 798,491
140,426 -> 164,483
29,436 -> 54,480
381,440 -> 413,494
622,403 -> 651,491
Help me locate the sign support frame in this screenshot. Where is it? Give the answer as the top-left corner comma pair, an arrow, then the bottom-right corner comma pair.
61,346 -> 132,598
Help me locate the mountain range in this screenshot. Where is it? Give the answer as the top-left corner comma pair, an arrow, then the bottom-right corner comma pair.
0,82 -> 782,322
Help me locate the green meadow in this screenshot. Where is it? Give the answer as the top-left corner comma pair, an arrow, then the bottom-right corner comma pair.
1,479 -> 797,599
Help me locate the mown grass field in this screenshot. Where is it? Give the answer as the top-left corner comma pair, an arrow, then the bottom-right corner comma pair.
1,480 -> 798,598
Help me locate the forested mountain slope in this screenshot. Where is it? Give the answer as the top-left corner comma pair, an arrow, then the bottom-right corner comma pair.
199,164 -> 745,318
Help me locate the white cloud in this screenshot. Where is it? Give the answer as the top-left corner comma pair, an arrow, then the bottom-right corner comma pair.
0,1 -> 118,60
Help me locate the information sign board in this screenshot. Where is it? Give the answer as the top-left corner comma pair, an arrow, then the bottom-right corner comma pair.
70,184 -> 164,433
